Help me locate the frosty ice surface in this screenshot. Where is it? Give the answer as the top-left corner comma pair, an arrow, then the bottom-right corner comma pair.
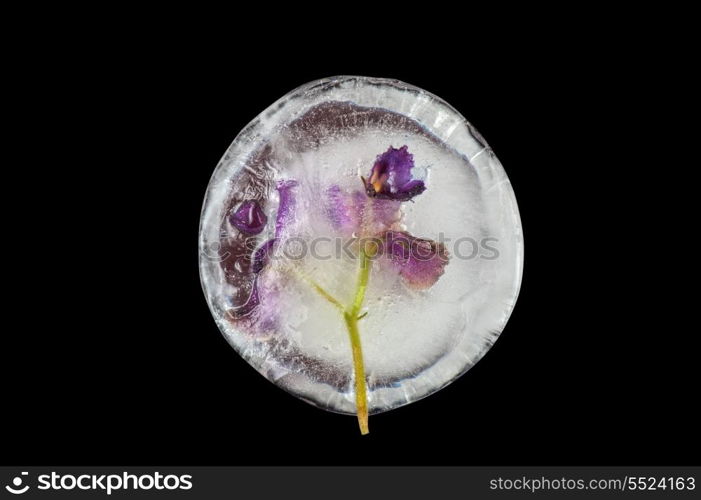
199,76 -> 523,433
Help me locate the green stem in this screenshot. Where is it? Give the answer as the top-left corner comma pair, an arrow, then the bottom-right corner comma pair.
344,312 -> 368,435
307,278 -> 345,311
289,250 -> 372,435
291,266 -> 344,312
345,248 -> 371,435
352,249 -> 371,313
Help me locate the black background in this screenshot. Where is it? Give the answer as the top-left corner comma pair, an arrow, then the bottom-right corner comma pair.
3,29 -> 696,466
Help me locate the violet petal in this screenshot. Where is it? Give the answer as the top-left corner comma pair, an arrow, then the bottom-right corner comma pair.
252,238 -> 275,273
229,200 -> 267,235
275,180 -> 298,238
365,197 -> 402,235
365,145 -> 426,201
383,231 -> 449,290
324,185 -> 363,236
250,180 -> 298,274
325,185 -> 402,237
230,181 -> 297,323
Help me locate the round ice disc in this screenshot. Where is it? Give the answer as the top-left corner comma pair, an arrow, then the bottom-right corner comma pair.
199,76 -> 523,416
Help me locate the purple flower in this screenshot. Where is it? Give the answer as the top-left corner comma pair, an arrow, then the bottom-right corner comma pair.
364,145 -> 426,202
229,200 -> 267,235
233,181 -> 298,319
325,185 -> 363,236
325,186 -> 401,238
383,231 -> 449,290
321,145 -> 448,290
233,147 -> 447,331
228,181 -> 298,325
275,180 -> 298,238
254,180 -> 299,269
